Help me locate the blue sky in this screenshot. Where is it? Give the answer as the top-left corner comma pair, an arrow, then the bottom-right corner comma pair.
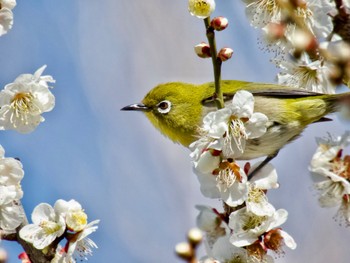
1,1 -> 350,262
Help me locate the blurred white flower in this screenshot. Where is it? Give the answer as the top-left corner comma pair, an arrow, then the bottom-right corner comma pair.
0,145 -> 24,186
188,0 -> 215,19
19,203 -> 66,249
0,0 -> 16,36
0,144 -> 24,230
0,65 -> 55,133
229,207 -> 294,249
243,0 -> 281,28
196,205 -> 227,248
310,132 -> 350,225
277,52 -> 335,93
0,200 -> 24,231
294,0 -> 334,38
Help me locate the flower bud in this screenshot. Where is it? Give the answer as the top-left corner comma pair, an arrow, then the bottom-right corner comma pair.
210,16 -> 228,31
187,228 -> 203,246
188,0 -> 216,19
175,242 -> 193,260
194,42 -> 211,58
218,47 -> 233,61
262,22 -> 286,41
288,29 -> 317,53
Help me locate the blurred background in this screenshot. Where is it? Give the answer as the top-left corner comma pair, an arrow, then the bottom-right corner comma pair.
1,0 -> 349,262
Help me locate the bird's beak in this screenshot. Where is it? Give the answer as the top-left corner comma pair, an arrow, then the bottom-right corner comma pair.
120,103 -> 150,111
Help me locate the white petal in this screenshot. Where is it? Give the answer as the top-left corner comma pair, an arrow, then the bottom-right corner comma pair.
194,151 -> 220,174
268,209 -> 288,230
280,230 -> 297,250
230,90 -> 254,118
245,112 -> 268,138
250,163 -> 279,189
194,169 -> 221,199
32,203 -> 55,224
221,181 -> 249,207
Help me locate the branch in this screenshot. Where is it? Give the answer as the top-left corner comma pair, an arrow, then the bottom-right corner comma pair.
204,17 -> 224,110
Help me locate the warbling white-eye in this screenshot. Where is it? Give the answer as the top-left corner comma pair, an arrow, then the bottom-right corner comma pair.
122,80 -> 350,164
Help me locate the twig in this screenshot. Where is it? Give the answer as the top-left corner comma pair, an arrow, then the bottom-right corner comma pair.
204,17 -> 224,109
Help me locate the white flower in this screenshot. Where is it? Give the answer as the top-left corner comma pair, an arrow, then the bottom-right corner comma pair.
0,65 -> 55,133
0,145 -> 24,186
51,246 -> 75,263
55,199 -> 88,232
66,220 -> 99,261
246,163 -> 279,216
277,52 -> 335,93
202,235 -> 275,263
0,0 -> 16,36
188,0 -> 215,19
294,0 -> 334,38
0,200 -> 24,231
19,203 -> 66,249
229,207 -> 293,247
222,91 -> 268,158
0,144 -> 24,230
197,90 -> 268,159
195,160 -> 249,207
309,132 -> 350,225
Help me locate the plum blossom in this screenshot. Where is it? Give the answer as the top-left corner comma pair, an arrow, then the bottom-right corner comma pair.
310,132 -> 350,226
0,0 -> 16,36
0,65 -> 55,133
0,144 -> 24,230
277,52 -> 335,93
188,0 -> 215,19
19,203 -> 66,249
229,207 -> 296,251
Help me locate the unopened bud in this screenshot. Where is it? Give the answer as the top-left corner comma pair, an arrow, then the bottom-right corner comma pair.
211,16 -> 228,31
175,242 -> 193,260
218,47 -> 233,61
289,29 -> 317,52
187,228 -> 203,246
194,42 -> 211,58
188,0 -> 216,19
0,248 -> 7,263
263,23 -> 286,41
18,252 -> 30,263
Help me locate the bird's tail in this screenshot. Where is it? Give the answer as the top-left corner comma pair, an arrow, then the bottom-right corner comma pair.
325,91 -> 350,118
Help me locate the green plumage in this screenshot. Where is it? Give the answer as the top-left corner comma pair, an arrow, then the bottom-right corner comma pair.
128,80 -> 349,160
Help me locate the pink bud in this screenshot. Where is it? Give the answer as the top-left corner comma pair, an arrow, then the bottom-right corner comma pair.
194,42 -> 211,58
210,16 -> 228,31
263,22 -> 286,41
218,47 -> 233,61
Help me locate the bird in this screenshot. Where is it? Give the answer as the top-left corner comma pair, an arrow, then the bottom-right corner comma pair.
121,80 -> 350,170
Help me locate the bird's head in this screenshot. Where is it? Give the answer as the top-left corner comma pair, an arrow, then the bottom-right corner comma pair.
121,82 -> 206,146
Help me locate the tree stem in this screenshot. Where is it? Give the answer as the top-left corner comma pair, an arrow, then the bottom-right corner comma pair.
204,17 -> 224,109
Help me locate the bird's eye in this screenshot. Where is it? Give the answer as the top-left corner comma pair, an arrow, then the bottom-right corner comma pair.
157,100 -> 171,114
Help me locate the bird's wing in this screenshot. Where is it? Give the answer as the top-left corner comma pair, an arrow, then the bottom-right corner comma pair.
201,83 -> 322,105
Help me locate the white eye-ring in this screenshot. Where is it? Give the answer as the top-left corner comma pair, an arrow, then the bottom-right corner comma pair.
157,100 -> 171,114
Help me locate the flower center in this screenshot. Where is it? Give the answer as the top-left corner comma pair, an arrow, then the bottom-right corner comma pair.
215,161 -> 242,191
10,92 -> 41,124
193,1 -> 211,16
66,210 -> 88,232
331,156 -> 350,180
40,220 -> 62,235
242,214 -> 266,231
227,254 -> 246,263
248,187 -> 265,204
